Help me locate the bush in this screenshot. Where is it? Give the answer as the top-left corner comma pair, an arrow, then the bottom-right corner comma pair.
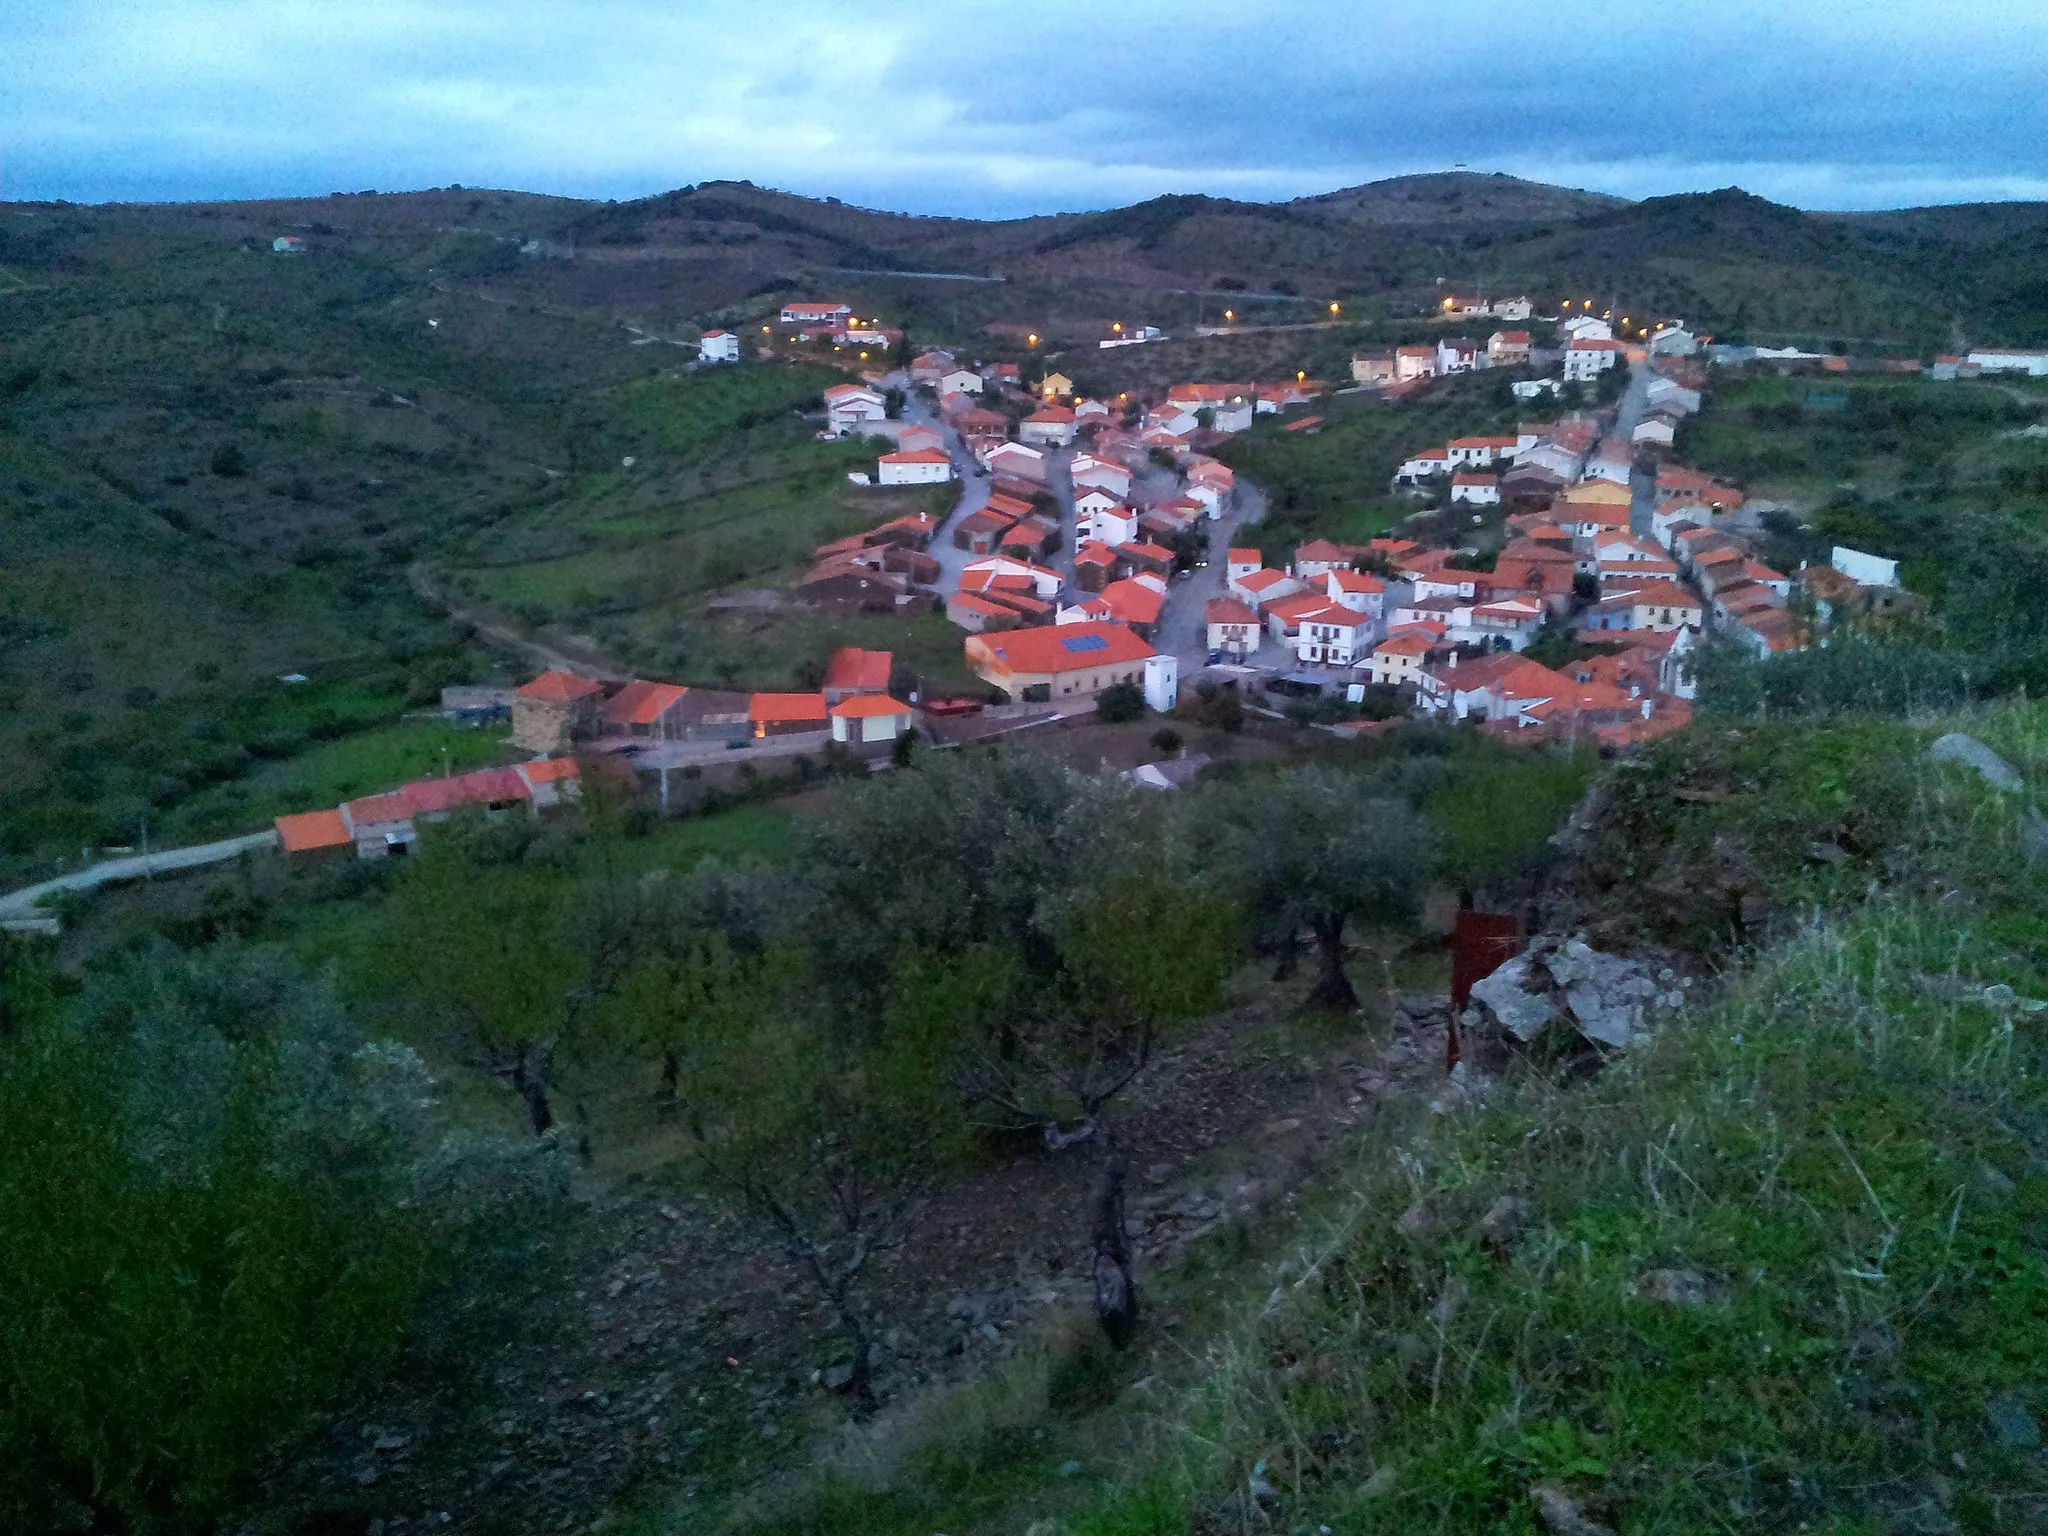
1150,726 -> 1183,754
1096,680 -> 1145,723
0,945 -> 442,1534
207,443 -> 246,478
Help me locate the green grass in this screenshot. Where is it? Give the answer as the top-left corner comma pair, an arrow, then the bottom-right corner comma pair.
656,703 -> 2048,1536
1677,374 -> 2045,507
1218,373 -> 1532,554
162,719 -> 517,839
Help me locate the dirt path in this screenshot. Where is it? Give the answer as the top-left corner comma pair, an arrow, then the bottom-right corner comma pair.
412,567 -> 629,681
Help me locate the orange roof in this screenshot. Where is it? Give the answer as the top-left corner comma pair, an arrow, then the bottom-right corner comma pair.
603,680 -> 688,727
1228,546 -> 1260,563
1610,578 -> 1702,610
1329,569 -> 1384,593
275,807 -> 350,853
517,670 -> 604,704
830,694 -> 913,719
1452,472 -> 1498,486
345,792 -> 413,826
1207,597 -> 1259,625
1119,540 -> 1175,561
823,647 -> 892,693
881,449 -> 951,465
1264,591 -> 1329,623
1025,405 -> 1076,423
1296,538 -> 1356,563
1074,540 -> 1119,567
521,758 -> 581,785
747,692 -> 829,725
1101,579 -> 1165,626
1376,633 -> 1434,656
966,621 -> 1157,677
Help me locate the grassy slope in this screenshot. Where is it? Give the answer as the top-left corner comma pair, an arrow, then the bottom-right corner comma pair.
682,705 -> 2048,1536
1218,373 -> 1533,553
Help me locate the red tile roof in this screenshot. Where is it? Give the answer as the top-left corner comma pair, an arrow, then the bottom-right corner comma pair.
830,694 -> 913,719
966,621 -> 1157,677
1206,597 -> 1258,626
345,792 -> 414,827
823,647 -> 892,693
747,692 -> 829,725
603,680 -> 688,727
275,807 -> 351,853
517,670 -> 604,704
403,767 -> 531,816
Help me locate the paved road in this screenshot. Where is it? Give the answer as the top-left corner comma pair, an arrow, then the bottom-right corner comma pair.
1612,360 -> 1660,538
1154,481 -> 1272,673
0,831 -> 279,923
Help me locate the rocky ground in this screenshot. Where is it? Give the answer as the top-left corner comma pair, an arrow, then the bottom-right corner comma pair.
251,980 -> 1481,1536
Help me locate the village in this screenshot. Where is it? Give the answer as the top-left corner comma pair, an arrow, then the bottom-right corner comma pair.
260,295 -> 1933,860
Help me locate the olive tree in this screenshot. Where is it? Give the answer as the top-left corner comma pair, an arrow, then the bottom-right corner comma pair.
0,944 -> 440,1535
1205,765 -> 1439,1012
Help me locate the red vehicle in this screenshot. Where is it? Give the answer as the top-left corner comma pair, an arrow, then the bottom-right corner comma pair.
921,696 -> 985,717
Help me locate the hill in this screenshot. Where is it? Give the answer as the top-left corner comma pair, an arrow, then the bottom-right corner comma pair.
4,168 -> 2048,884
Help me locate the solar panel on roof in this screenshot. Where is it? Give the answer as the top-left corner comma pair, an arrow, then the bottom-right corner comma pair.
1060,634 -> 1110,654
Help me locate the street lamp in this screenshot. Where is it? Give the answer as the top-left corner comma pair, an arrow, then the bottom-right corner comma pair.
1027,333 -> 1039,346
1329,302 -> 1341,317
1224,309 -> 1234,322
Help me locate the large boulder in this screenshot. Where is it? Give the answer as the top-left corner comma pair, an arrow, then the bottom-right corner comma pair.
1467,936 -> 1677,1049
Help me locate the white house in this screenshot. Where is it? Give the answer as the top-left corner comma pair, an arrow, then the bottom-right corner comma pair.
1450,472 -> 1500,506
1632,415 -> 1677,449
1206,597 -> 1261,659
1645,377 -> 1702,414
782,301 -> 852,326
1019,406 -> 1077,447
984,441 -> 1047,481
1325,568 -> 1386,621
1647,326 -> 1697,357
1832,545 -> 1901,588
698,329 -> 740,363
1563,339 -> 1624,382
938,367 -> 984,396
829,695 -> 914,745
824,384 -> 889,436
1492,297 -> 1534,321
271,235 -> 306,255
1512,378 -> 1565,400
1226,548 -> 1263,593
1070,454 -> 1131,498
1487,330 -> 1533,367
1295,604 -> 1374,667
1394,347 -> 1438,382
1583,440 -> 1634,486
877,449 -> 955,486
1436,337 -> 1484,374
962,554 -> 1062,599
1561,315 -> 1614,343
1965,349 -> 2048,377
1078,499 -> 1138,548
1238,568 -> 1304,609
1396,447 -> 1451,483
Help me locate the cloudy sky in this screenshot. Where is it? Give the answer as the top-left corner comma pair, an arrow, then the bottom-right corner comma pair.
5,0 -> 2046,214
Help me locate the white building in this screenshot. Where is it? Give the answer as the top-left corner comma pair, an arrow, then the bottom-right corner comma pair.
1647,326 -> 1697,357
1512,378 -> 1565,400
1450,473 -> 1500,505
1295,604 -> 1374,667
877,449 -> 954,485
1143,653 -> 1179,712
824,384 -> 889,436
1563,339 -> 1624,382
1832,545 -> 1901,588
1561,315 -> 1614,343
939,367 -> 984,396
1965,349 -> 2048,377
698,329 -> 740,363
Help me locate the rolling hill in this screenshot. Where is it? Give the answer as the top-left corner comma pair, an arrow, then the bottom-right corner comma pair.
4,169 -> 2047,881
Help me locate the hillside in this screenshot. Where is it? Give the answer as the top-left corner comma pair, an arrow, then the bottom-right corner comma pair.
5,167 -> 2048,887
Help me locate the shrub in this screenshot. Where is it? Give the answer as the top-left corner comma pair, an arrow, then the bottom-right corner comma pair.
1096,681 -> 1145,723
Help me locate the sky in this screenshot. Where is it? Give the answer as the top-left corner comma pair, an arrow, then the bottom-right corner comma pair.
4,0 -> 2047,215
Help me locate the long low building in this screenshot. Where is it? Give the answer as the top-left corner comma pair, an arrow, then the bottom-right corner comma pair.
964,620 -> 1178,711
